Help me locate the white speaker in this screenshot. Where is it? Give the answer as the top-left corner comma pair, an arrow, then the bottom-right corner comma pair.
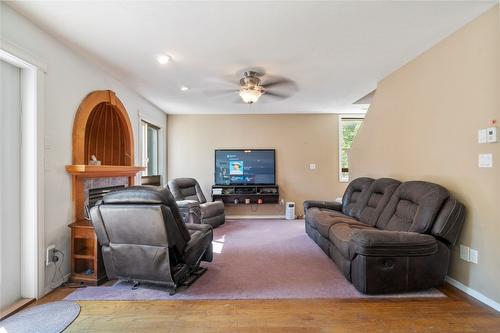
285,202 -> 295,220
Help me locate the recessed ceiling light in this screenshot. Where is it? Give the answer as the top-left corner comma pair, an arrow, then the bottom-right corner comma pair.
157,54 -> 171,65
180,86 -> 189,91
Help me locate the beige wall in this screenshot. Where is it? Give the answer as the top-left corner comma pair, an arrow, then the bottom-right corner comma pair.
168,114 -> 348,216
1,3 -> 167,295
350,7 -> 500,303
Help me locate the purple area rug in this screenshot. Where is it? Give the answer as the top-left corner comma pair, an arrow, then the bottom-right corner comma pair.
65,219 -> 445,300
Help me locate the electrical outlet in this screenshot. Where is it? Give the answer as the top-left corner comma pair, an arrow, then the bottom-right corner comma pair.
469,248 -> 479,264
459,245 -> 470,262
46,245 -> 56,266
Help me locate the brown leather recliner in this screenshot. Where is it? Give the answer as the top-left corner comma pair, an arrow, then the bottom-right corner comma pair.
304,177 -> 465,294
90,186 -> 213,294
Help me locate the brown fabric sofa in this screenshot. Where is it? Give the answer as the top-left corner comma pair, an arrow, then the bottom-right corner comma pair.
304,177 -> 465,294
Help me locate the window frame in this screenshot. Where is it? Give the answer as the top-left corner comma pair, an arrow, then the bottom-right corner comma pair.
338,114 -> 365,183
140,120 -> 161,178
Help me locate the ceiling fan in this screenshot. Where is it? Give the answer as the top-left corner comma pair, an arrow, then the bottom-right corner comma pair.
206,71 -> 297,104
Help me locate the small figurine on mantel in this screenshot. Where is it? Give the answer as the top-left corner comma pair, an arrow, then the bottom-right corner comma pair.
89,155 -> 101,166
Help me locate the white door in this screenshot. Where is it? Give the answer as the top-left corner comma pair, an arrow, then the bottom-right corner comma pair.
0,60 -> 22,310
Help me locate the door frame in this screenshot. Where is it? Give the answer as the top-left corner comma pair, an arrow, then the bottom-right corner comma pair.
0,41 -> 46,300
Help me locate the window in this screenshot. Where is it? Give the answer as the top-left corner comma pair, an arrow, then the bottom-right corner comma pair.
339,115 -> 364,182
141,121 -> 160,183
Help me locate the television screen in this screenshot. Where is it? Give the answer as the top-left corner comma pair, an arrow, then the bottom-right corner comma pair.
215,149 -> 275,185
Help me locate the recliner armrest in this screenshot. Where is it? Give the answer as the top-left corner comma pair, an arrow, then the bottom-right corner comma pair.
176,200 -> 202,224
176,199 -> 200,209
185,223 -> 212,233
350,229 -> 438,257
303,200 -> 342,214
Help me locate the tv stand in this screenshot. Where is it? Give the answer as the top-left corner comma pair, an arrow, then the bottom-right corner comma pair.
212,185 -> 279,204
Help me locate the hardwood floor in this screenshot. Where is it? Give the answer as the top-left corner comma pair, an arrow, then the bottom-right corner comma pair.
33,283 -> 499,332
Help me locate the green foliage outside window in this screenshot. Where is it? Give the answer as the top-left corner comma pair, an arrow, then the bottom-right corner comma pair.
340,118 -> 363,181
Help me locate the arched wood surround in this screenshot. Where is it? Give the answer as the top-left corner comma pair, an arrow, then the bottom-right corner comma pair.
66,90 -> 144,286
72,90 -> 134,165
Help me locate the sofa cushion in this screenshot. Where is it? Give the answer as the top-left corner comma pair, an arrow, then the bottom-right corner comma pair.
350,229 -> 438,257
328,223 -> 374,260
376,181 -> 449,233
200,201 -> 225,219
356,178 -> 401,226
307,208 -> 362,238
305,207 -> 344,230
314,212 -> 353,238
342,177 -> 374,218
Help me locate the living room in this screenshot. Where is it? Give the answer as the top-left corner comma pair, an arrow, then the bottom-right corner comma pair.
1,1 -> 499,332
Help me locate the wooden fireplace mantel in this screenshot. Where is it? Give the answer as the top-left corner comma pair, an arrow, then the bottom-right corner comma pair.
66,164 -> 145,178
66,90 -> 144,286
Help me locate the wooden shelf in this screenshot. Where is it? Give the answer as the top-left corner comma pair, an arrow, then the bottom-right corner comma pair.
69,220 -> 93,228
66,165 -> 144,177
74,254 -> 94,259
69,222 -> 106,286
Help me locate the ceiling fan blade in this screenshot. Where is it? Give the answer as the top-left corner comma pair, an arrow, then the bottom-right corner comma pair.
261,77 -> 297,89
264,91 -> 291,99
203,89 -> 237,97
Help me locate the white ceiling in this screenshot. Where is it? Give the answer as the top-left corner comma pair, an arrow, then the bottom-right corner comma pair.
8,1 -> 497,114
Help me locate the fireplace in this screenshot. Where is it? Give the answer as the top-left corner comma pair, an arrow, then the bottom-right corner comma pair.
66,90 -> 144,285
84,184 -> 126,219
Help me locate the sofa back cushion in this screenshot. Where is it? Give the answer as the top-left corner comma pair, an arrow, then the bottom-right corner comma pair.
356,178 -> 401,226
376,181 -> 449,233
342,177 -> 374,217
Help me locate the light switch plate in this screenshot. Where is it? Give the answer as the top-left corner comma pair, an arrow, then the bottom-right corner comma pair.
469,249 -> 479,264
487,127 -> 497,143
478,154 -> 493,168
478,129 -> 487,143
460,245 -> 470,261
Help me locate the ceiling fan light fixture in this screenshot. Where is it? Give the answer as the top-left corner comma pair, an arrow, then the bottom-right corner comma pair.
239,87 -> 263,104
157,54 -> 171,64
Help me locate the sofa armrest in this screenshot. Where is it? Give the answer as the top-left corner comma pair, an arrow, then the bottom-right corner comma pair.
350,229 -> 438,257
176,200 -> 202,224
303,200 -> 342,214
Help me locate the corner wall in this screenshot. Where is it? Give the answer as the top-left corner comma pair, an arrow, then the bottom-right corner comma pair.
1,3 -> 167,294
349,7 -> 500,303
167,114 -> 348,216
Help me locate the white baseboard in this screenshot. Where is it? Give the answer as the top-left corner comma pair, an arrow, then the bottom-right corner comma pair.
445,276 -> 500,312
43,273 -> 71,297
226,215 -> 286,220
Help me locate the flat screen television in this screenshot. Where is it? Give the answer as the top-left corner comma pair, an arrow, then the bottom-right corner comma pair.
214,149 -> 275,185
